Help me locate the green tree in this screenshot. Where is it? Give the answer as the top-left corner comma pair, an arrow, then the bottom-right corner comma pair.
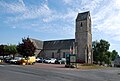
104,51 -> 112,64
111,50 -> 119,61
0,45 -> 7,59
17,37 -> 36,58
0,45 -> 5,58
92,41 -> 99,62
4,45 -> 17,59
93,39 -> 110,64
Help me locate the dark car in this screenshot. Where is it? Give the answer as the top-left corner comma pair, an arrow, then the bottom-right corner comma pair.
36,57 -> 45,63
4,57 -> 12,63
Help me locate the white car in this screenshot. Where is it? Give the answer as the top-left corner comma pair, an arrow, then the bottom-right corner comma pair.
45,58 -> 56,64
36,58 -> 41,62
10,57 -> 22,64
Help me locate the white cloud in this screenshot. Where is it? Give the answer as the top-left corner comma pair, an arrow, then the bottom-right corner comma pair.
115,0 -> 120,8
80,0 -> 103,11
92,0 -> 120,41
1,0 -> 120,42
61,9 -> 77,20
63,0 -> 72,4
21,4 -> 52,19
0,1 -> 26,13
33,23 -> 74,38
5,3 -> 53,22
18,0 -> 25,7
0,0 -> 54,23
42,16 -> 54,22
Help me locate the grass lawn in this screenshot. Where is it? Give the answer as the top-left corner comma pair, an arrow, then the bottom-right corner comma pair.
76,63 -> 110,69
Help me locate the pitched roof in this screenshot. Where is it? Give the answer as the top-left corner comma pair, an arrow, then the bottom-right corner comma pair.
76,11 -> 90,21
43,39 -> 75,50
29,38 -> 43,50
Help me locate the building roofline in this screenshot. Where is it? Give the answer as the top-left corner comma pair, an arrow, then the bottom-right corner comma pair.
44,39 -> 75,42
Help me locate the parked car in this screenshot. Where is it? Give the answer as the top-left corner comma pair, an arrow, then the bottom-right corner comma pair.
44,58 -> 56,64
19,56 -> 36,65
4,57 -> 12,63
36,57 -> 45,63
55,58 -> 66,64
36,58 -> 41,62
9,57 -> 22,64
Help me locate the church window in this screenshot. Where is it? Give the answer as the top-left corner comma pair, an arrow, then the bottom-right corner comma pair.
80,22 -> 83,27
63,52 -> 65,58
52,52 -> 54,58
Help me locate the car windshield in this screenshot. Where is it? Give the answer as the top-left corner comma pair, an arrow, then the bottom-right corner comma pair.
46,58 -> 51,60
14,57 -> 22,60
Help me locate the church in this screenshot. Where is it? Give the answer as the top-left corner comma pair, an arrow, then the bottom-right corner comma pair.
30,11 -> 93,64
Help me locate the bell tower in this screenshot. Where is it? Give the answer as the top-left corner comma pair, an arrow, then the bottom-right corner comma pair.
75,11 -> 93,64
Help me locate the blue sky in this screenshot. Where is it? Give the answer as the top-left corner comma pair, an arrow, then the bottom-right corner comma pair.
0,0 -> 120,55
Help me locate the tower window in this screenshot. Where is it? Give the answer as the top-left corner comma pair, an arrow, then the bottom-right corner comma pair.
81,23 -> 83,27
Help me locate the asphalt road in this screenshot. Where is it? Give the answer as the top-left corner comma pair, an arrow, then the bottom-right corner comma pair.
0,64 -> 120,81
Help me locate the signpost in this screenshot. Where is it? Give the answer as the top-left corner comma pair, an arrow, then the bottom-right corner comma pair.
70,55 -> 76,63
65,54 -> 77,68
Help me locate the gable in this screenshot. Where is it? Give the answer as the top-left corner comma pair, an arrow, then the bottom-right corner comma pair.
29,38 -> 43,50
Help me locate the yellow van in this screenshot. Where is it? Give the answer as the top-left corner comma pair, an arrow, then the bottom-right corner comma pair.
19,56 -> 36,65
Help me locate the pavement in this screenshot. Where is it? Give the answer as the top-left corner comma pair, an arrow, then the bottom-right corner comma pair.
0,63 -> 120,81
28,63 -> 71,70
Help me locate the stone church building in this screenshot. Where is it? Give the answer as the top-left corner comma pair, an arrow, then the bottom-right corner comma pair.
30,11 -> 93,63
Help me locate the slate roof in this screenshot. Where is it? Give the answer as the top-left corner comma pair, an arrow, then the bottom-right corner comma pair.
29,38 -> 43,50
29,38 -> 75,50
76,11 -> 90,21
43,39 -> 75,50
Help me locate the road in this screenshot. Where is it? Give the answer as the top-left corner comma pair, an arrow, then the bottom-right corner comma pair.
0,63 -> 120,81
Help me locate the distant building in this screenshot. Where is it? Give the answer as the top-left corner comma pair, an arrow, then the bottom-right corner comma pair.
114,57 -> 120,67
30,11 -> 93,64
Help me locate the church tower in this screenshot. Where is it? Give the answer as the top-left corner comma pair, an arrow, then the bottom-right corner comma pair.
75,11 -> 93,64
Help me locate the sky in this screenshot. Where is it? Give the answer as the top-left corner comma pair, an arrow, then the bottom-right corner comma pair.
0,0 -> 120,55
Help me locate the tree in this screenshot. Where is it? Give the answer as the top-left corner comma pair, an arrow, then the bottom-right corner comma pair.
17,37 -> 36,58
111,50 -> 119,61
0,45 -> 5,58
92,39 -> 110,64
104,51 -> 112,64
0,44 -> 18,60
4,45 -> 17,59
92,41 -> 99,63
0,45 -> 7,59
